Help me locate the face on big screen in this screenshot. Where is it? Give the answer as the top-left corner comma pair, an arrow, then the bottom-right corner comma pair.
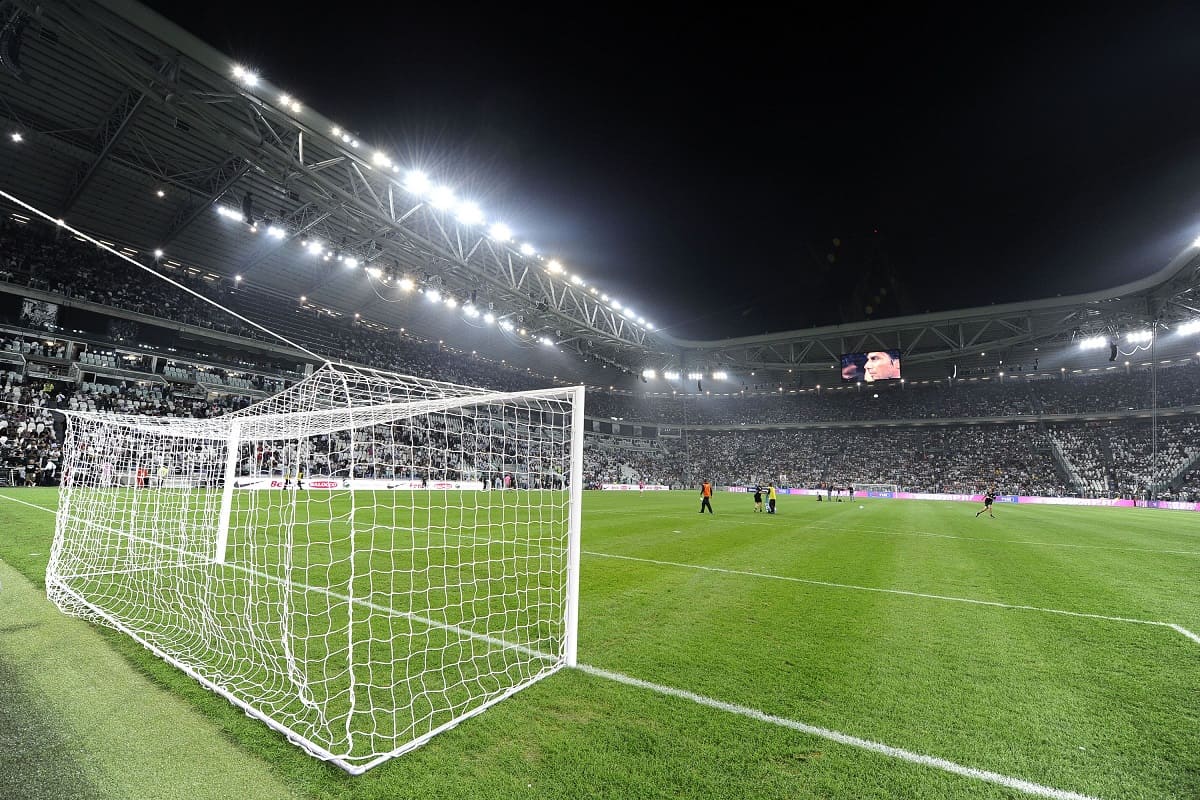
864,351 -> 900,381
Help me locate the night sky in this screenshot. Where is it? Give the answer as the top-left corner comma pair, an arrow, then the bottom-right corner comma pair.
146,2 -> 1200,340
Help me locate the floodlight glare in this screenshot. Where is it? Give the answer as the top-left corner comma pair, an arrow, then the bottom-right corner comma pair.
520,243 -> 536,256
483,312 -> 495,323
570,275 -> 583,285
611,300 -> 622,310
541,337 -> 554,346
664,371 -> 680,380
345,257 -> 360,269
372,151 -> 392,168
713,371 -> 728,380
430,186 -> 456,210
546,260 -> 564,274
153,249 -> 163,258
1193,235 -> 1200,248
234,274 -> 243,282
404,170 -> 431,196
307,240 -> 324,255
456,202 -> 484,226
398,277 -> 415,292
500,320 -> 514,331
1126,330 -> 1153,343
489,222 -> 512,241
10,132 -> 22,143
366,267 -> 382,279
642,369 -> 656,379
445,297 -> 458,308
267,225 -> 285,239
687,372 -> 703,380
425,288 -> 441,302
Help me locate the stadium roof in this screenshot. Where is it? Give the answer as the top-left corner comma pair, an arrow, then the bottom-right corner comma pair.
2,0 -> 1199,385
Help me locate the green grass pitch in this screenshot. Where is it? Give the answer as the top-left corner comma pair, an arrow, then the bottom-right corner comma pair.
1,487 -> 1198,799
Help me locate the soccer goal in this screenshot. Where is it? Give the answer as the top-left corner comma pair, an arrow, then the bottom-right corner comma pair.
855,483 -> 899,495
46,364 -> 585,774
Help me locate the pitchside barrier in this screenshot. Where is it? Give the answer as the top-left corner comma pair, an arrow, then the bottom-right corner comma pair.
721,486 -> 1200,511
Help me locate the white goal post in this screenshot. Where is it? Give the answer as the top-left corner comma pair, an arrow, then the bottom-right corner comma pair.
46,364 -> 585,774
855,483 -> 900,495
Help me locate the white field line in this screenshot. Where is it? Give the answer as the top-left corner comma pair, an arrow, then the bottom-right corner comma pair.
801,521 -> 1200,557
601,508 -> 1200,555
1,493 -> 1104,799
576,663 -> 1102,800
582,549 -> 1200,647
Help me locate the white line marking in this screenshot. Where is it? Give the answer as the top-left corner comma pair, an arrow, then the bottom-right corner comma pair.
802,522 -> 1200,556
1168,623 -> 1200,645
576,663 -> 1102,800
582,549 -> 1200,646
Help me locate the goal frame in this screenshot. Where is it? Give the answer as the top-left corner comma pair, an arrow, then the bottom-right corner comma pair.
46,371 -> 586,775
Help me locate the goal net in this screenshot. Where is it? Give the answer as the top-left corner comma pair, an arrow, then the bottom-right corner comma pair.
46,364 -> 585,774
855,483 -> 899,495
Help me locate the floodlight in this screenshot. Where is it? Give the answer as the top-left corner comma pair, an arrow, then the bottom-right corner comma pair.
10,132 -> 22,142
547,260 -> 564,274
366,267 -> 381,279
1126,330 -> 1153,343
372,151 -> 391,168
307,240 -> 323,255
541,337 -> 554,346
404,170 -> 431,196
153,249 -> 163,258
664,371 -> 680,380
483,312 -> 495,323
445,297 -> 457,309
155,189 -> 165,198
430,186 -> 456,209
345,257 -> 359,269
425,288 -> 441,302
520,243 -> 536,256
456,202 -> 483,225
234,275 -> 242,282
570,275 -> 583,285
489,222 -> 512,241
713,371 -> 728,380
299,295 -> 306,302
642,369 -> 656,379
500,320 -> 514,331
1193,235 -> 1200,248
646,322 -> 655,330
267,225 -> 285,239
687,372 -> 703,380
611,300 -> 622,310
399,278 -> 415,292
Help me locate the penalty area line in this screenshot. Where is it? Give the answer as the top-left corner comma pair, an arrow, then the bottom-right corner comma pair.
582,549 -> 1200,647
576,663 -> 1101,800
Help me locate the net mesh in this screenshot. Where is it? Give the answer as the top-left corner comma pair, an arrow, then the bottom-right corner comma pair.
46,364 -> 582,773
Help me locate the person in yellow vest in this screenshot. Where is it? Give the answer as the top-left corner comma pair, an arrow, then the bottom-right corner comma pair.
699,480 -> 714,514
767,483 -> 778,514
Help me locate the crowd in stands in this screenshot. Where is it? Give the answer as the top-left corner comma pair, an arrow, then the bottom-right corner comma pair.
4,214 -> 1200,500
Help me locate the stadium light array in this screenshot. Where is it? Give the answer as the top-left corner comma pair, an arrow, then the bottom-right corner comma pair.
483,312 -> 495,323
398,277 -> 415,292
1177,320 -> 1200,335
429,186 -> 456,210
307,240 -> 324,255
664,371 -> 680,380
520,243 -> 536,256
547,260 -> 564,274
403,170 -> 431,196
456,202 -> 484,226
713,371 -> 728,380
279,94 -> 302,113
232,65 -> 259,86
344,257 -> 359,269
500,320 -> 514,331
489,222 -> 512,241
366,267 -> 381,279
267,225 -> 286,239
425,288 -> 441,303
1126,330 -> 1153,343
687,371 -> 703,380
642,369 -> 656,379
1078,336 -> 1108,350
445,297 -> 457,309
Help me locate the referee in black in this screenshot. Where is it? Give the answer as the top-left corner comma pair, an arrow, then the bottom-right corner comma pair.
975,488 -> 997,518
